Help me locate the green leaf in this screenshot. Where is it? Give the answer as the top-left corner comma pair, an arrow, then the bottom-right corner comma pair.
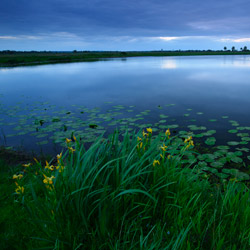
231,157 -> 243,163
210,162 -> 224,168
227,141 -> 240,146
205,137 -> 216,146
228,129 -> 238,134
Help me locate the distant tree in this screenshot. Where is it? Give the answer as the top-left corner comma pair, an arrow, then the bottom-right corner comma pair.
240,47 -> 243,51
73,50 -> 77,53
243,46 -> 248,51
232,46 -> 236,51
224,46 -> 227,51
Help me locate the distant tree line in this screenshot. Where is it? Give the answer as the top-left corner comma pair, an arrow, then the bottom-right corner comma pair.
224,46 -> 248,52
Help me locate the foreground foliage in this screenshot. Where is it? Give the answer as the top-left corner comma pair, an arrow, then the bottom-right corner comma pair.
3,130 -> 250,249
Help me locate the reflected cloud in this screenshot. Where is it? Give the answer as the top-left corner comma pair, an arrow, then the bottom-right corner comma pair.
161,60 -> 177,69
232,61 -> 250,67
187,72 -> 212,81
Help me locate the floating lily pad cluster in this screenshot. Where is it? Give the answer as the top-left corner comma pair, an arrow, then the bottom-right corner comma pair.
0,97 -> 250,181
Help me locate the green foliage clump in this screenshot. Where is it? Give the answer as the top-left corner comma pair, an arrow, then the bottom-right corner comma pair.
3,130 -> 250,249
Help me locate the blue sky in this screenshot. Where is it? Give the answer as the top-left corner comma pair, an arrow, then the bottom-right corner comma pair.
1,0 -> 250,51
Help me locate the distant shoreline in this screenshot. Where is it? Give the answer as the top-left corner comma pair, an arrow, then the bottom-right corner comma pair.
1,50 -> 250,67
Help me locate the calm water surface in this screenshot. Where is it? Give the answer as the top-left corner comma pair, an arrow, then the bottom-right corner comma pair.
0,55 -> 250,154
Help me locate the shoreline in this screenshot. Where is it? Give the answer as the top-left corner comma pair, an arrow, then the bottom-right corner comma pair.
1,50 -> 250,67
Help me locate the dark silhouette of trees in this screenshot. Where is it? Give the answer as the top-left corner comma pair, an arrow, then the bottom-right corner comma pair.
232,46 -> 236,51
224,46 -> 227,51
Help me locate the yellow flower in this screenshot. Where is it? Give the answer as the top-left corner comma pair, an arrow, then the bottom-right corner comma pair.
65,138 -> 72,143
68,146 -> 75,154
146,128 -> 152,134
13,174 -> 23,180
160,144 -> 167,151
56,165 -> 65,173
45,161 -> 54,171
137,136 -> 142,141
43,174 -> 55,184
142,130 -> 148,137
73,135 -> 77,142
153,160 -> 160,167
160,154 -> 164,158
165,129 -> 170,137
15,186 -> 24,194
184,136 -> 192,143
46,185 -> 54,191
22,163 -> 31,168
137,142 -> 143,149
186,140 -> 194,149
57,152 -> 62,160
33,157 -> 39,164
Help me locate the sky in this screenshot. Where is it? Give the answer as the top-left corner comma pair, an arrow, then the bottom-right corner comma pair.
1,0 -> 250,51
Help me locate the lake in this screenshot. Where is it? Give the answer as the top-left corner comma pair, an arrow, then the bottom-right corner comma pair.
1,55 -> 250,157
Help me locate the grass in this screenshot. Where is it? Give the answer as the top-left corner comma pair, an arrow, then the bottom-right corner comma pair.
1,129 -> 250,249
1,50 -> 250,67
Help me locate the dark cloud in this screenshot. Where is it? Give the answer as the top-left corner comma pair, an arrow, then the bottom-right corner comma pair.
1,0 -> 250,50
1,0 -> 250,36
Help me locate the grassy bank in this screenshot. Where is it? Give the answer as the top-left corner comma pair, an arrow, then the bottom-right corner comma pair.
1,129 -> 250,249
1,50 -> 250,67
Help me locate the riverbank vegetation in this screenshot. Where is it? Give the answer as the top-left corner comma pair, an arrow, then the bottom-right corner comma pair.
1,129 -> 250,249
1,50 -> 250,67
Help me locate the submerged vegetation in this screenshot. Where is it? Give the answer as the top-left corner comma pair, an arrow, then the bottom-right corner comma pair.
1,129 -> 250,249
1,50 -> 250,67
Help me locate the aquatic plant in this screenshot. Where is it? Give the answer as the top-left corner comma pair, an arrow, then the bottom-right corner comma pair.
11,130 -> 250,249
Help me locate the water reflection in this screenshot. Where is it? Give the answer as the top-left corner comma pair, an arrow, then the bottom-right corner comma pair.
1,55 -> 250,150
159,55 -> 250,69
161,60 -> 177,69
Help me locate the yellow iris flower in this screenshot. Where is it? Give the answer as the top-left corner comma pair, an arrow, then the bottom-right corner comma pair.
153,160 -> 160,167
15,186 -> 24,194
22,163 -> 31,168
146,128 -> 152,134
45,161 -> 54,171
57,152 -> 62,160
184,136 -> 192,143
13,174 -> 23,180
43,175 -> 55,185
165,129 -> 170,137
65,138 -> 72,143
68,147 -> 75,153
142,130 -> 148,137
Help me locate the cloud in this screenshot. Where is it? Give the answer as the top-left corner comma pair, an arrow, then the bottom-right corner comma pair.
0,36 -> 17,39
0,32 -> 81,41
188,17 -> 250,34
156,37 -> 181,41
218,37 -> 250,43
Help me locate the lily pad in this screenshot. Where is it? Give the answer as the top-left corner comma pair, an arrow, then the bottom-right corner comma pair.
210,162 -> 224,168
205,137 -> 216,146
227,141 -> 240,146
228,129 -> 238,134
